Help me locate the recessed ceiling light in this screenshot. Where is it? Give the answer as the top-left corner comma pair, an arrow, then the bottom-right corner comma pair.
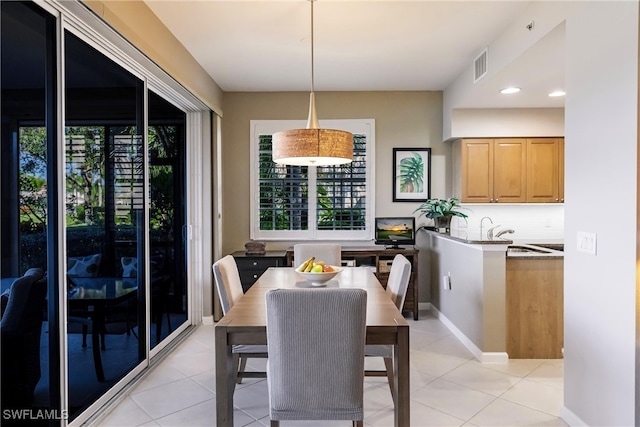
500,87 -> 521,94
548,90 -> 566,97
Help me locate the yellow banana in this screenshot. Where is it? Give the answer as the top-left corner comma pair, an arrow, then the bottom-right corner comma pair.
304,257 -> 315,272
296,257 -> 314,272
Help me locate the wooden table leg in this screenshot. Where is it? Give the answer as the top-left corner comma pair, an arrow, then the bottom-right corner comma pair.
394,325 -> 410,426
215,320 -> 235,426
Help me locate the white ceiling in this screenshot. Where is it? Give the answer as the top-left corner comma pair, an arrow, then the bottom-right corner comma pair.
144,0 -> 565,109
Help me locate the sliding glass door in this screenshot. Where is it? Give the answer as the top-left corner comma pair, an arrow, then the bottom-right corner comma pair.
1,2 -> 57,424
64,31 -> 147,418
1,2 -> 191,423
148,91 -> 188,350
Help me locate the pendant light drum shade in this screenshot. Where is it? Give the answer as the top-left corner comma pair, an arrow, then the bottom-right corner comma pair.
272,128 -> 353,166
271,0 -> 354,167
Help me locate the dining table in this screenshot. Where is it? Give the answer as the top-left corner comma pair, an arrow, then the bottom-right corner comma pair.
214,266 -> 410,426
67,276 -> 138,382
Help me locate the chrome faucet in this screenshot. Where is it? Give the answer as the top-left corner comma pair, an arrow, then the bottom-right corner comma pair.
480,216 -> 493,236
487,224 -> 501,240
495,228 -> 515,238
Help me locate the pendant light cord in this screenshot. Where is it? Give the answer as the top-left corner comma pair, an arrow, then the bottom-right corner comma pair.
310,0 -> 315,94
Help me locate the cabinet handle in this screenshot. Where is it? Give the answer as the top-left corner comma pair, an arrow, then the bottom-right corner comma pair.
495,198 -> 499,202
253,274 -> 258,279
252,261 -> 258,266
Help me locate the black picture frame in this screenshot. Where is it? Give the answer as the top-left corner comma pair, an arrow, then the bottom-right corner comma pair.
392,147 -> 431,202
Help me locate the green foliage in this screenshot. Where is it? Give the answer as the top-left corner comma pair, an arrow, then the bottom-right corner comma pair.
414,197 -> 469,219
398,152 -> 424,193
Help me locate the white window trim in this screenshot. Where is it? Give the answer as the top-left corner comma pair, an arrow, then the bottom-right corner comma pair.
250,119 -> 375,241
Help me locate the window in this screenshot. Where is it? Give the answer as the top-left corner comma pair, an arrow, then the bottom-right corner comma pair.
250,120 -> 375,241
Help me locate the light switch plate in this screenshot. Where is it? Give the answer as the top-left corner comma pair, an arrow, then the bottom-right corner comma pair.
577,231 -> 597,255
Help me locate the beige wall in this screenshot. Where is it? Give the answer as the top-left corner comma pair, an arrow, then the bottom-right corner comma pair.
220,91 -> 443,257
448,108 -> 564,140
84,0 -> 223,113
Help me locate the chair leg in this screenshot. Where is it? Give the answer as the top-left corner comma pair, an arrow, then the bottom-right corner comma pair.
236,354 -> 248,384
384,357 -> 396,403
165,310 -> 172,334
232,353 -> 241,383
81,324 -> 88,347
353,421 -> 363,427
270,421 -> 279,427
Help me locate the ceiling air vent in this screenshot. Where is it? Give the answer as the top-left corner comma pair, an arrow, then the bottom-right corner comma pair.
473,47 -> 488,83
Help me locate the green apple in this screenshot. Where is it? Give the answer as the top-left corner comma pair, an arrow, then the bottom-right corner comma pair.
311,264 -> 323,273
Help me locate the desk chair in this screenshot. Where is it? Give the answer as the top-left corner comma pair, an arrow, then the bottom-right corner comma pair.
293,243 -> 341,268
213,255 -> 267,384
266,288 -> 367,426
365,254 -> 411,401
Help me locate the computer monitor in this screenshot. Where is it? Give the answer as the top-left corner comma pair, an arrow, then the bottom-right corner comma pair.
374,217 -> 416,249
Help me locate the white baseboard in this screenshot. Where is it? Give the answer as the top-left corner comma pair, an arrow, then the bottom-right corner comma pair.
202,315 -> 214,325
431,306 -> 509,364
559,406 -> 587,426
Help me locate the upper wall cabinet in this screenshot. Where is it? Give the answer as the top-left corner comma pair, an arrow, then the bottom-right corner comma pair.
526,138 -> 563,203
453,137 -> 564,203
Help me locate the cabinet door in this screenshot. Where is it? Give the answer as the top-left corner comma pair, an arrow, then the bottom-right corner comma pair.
526,138 -> 560,202
461,139 -> 494,203
493,138 -> 527,203
558,138 -> 565,202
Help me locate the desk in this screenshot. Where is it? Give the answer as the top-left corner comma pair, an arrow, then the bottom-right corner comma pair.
215,267 -> 410,426
286,246 -> 420,319
68,277 -> 138,382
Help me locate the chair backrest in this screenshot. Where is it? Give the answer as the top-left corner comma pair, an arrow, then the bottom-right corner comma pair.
212,255 -> 244,314
293,243 -> 341,268
265,288 -> 367,422
385,254 -> 412,310
0,268 -> 45,333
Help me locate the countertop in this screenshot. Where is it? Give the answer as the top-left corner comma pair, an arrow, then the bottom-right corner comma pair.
422,228 -> 513,245
423,229 -> 564,258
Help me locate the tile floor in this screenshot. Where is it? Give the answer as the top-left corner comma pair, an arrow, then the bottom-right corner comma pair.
97,310 -> 567,426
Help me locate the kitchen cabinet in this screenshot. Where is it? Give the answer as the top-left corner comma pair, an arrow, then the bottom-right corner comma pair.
231,251 -> 288,292
527,138 -> 563,202
453,137 -> 564,203
506,257 -> 564,358
455,138 -> 527,203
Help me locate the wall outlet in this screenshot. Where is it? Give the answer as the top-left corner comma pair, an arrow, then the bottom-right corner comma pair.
442,273 -> 452,290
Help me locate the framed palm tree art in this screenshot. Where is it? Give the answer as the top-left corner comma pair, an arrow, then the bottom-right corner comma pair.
393,147 -> 431,202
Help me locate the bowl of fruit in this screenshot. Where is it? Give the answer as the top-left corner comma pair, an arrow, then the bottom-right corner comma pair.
295,257 -> 342,287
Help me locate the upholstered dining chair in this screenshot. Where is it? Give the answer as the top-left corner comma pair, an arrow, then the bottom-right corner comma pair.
293,243 -> 341,268
212,255 -> 267,384
265,288 -> 367,427
365,254 -> 412,400
1,268 -> 46,408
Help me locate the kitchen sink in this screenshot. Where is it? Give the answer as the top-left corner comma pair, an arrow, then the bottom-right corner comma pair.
530,243 -> 564,252
507,245 -> 552,254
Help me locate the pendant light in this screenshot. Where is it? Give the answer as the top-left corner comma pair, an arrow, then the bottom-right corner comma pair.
272,0 -> 353,167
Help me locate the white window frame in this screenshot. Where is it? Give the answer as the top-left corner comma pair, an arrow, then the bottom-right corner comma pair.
250,119 -> 375,241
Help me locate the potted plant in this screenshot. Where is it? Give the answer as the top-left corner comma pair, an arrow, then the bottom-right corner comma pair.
414,197 -> 469,232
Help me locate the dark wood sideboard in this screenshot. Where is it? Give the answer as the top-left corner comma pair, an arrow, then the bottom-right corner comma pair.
231,251 -> 288,292
285,246 -> 419,320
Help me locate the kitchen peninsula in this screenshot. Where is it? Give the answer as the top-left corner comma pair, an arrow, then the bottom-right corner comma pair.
421,229 -> 563,362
